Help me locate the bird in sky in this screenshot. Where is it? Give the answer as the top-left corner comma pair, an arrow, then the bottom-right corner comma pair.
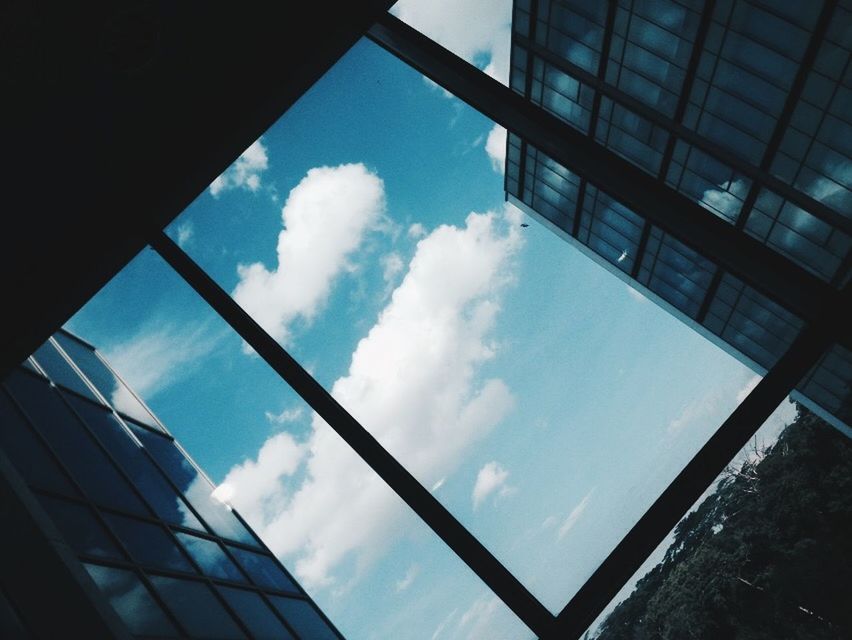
520,223 -> 529,228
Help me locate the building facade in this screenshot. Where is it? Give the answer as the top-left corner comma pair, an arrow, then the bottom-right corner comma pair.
505,0 -> 851,432
0,330 -> 341,639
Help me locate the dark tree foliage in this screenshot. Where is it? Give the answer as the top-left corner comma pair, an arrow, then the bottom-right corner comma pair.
595,406 -> 852,640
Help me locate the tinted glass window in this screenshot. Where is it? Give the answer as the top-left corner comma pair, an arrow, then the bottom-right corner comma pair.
38,495 -> 122,560
3,371 -> 148,515
217,587 -> 295,640
52,332 -> 160,429
106,514 -> 194,573
175,533 -> 245,582
148,575 -> 245,639
84,564 -> 178,637
268,596 -> 339,640
69,397 -> 203,530
32,340 -> 99,401
0,388 -> 74,495
228,548 -> 298,593
131,425 -> 258,546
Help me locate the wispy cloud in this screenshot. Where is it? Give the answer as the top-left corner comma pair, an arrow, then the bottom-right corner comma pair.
395,564 -> 420,592
264,406 -> 304,425
233,163 -> 385,346
408,222 -> 427,239
222,204 -> 524,589
558,491 -> 593,540
210,138 -> 269,197
103,321 -> 226,410
472,461 -> 514,509
176,221 -> 194,248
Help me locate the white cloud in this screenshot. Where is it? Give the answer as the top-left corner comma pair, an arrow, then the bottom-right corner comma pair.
210,139 -> 269,197
395,564 -> 420,592
431,477 -> 446,492
176,221 -> 193,248
232,163 -> 385,345
471,461 -> 513,509
392,0 -> 512,84
264,406 -> 304,425
214,432 -> 305,529
735,374 -> 762,404
408,222 -> 427,239
449,593 -> 523,640
380,252 -> 405,284
558,491 -> 593,540
104,322 -> 225,417
223,205 -> 523,589
485,125 -> 507,174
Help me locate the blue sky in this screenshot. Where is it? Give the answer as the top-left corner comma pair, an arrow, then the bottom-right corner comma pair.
64,3 -> 798,638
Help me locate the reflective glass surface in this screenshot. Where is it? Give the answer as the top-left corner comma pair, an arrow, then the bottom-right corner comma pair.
68,396 -> 204,530
3,370 -> 148,515
84,563 -> 178,637
53,331 -> 161,430
106,513 -> 194,573
227,547 -> 297,593
32,339 -> 99,401
0,386 -> 75,495
268,596 -> 339,640
148,575 -> 246,639
176,532 -> 245,582
38,495 -> 122,560
129,424 -> 258,546
217,586 -> 296,640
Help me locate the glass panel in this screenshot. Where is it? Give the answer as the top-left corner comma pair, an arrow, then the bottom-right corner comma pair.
590,401 -> 850,638
83,563 -> 178,637
175,532 -> 245,582
37,495 -> 122,560
217,587 -> 296,640
67,396 -> 204,530
105,513 -> 194,573
129,425 -> 259,546
268,596 -> 339,640
2,370 -> 148,515
53,331 -> 161,430
31,340 -> 99,401
0,386 -> 75,495
227,547 -> 297,593
147,575 -> 245,639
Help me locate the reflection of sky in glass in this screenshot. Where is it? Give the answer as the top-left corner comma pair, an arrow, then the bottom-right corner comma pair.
218,586 -> 297,640
175,532 -> 245,582
84,563 -> 177,636
148,575 -> 245,639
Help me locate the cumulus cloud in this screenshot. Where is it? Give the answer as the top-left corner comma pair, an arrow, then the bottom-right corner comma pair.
471,461 -> 513,509
392,0 -> 511,85
213,432 -> 304,529
210,139 -> 269,197
558,491 -> 593,540
222,206 -> 523,589
485,126 -> 507,174
232,163 -> 385,344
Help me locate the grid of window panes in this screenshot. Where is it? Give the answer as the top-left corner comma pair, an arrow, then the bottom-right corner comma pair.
0,330 -> 340,640
506,0 -> 851,429
508,0 -> 852,285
